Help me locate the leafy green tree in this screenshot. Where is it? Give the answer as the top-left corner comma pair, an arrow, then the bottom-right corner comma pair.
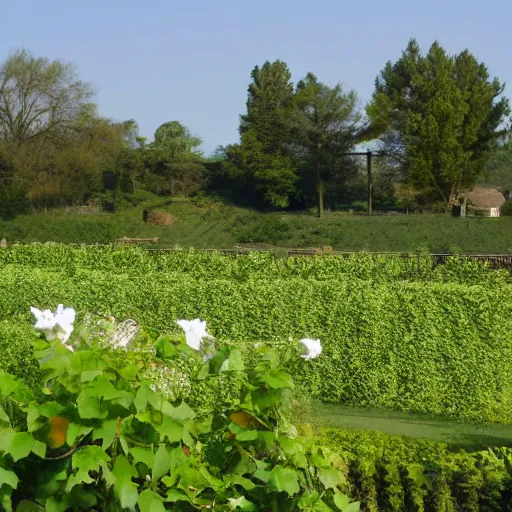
292,73 -> 361,217
152,120 -> 202,158
367,39 -> 510,206
226,60 -> 298,209
145,121 -> 206,197
480,137 -> 512,193
224,133 -> 297,208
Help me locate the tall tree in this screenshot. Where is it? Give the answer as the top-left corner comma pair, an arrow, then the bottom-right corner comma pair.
226,60 -> 298,208
293,73 -> 361,217
147,121 -> 206,196
366,39 -> 510,205
0,49 -> 95,145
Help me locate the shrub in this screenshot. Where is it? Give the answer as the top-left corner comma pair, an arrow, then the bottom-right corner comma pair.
233,215 -> 291,245
320,428 -> 512,511
0,313 -> 359,511
0,266 -> 511,422
0,322 -> 41,390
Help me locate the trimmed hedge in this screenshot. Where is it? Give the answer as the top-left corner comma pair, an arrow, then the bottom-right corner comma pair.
0,321 -> 41,390
0,244 -> 509,284
320,428 -> 512,512
1,266 -> 512,423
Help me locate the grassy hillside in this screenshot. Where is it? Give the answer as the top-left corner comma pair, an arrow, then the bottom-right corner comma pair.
1,196 -> 512,253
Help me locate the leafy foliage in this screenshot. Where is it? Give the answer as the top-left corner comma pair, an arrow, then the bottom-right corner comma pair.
0,246 -> 511,422
0,316 -> 359,511
321,428 -> 512,512
366,39 -> 510,205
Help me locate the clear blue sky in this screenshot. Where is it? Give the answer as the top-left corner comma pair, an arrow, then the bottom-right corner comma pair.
4,0 -> 511,154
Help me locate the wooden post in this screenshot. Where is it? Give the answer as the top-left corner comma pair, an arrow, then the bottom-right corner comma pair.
367,150 -> 373,216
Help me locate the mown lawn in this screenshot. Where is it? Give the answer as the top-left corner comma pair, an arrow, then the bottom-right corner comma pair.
1,197 -> 512,253
313,404 -> 512,449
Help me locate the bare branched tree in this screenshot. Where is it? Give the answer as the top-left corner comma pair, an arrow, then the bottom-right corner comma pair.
0,49 -> 95,145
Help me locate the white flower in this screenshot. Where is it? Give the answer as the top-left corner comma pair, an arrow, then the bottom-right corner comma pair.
53,304 -> 76,343
299,338 -> 322,360
30,307 -> 57,330
30,304 -> 76,350
254,343 -> 261,349
176,319 -> 214,351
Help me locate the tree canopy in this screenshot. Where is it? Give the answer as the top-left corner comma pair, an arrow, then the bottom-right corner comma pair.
0,42 -> 510,220
366,39 -> 510,206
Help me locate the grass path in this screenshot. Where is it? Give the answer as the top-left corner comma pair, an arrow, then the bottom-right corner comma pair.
313,404 -> 512,449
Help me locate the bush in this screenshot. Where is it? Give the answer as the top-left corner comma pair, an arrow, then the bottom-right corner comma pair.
0,322 -> 41,389
0,315 -> 359,511
2,244 -> 508,284
233,215 -> 291,245
0,265 -> 512,422
320,428 -> 512,511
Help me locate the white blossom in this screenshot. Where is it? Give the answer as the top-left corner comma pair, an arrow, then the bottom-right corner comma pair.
176,319 -> 214,351
30,304 -> 76,350
30,307 -> 56,330
299,338 -> 322,360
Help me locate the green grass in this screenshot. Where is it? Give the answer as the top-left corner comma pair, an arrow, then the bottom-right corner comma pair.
1,196 -> 512,252
313,404 -> 512,450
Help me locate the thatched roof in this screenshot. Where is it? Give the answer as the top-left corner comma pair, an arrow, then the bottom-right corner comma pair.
466,187 -> 505,209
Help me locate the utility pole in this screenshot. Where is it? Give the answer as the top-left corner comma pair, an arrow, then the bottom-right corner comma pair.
340,149 -> 383,217
367,150 -> 372,217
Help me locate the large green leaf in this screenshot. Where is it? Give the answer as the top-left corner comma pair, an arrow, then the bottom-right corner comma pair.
138,490 -> 166,512
44,496 -> 69,512
66,423 -> 92,446
228,496 -> 258,511
236,430 -> 258,442
169,446 -> 188,471
93,419 -> 118,449
224,475 -> 257,491
164,489 -> 190,503
118,364 -> 140,381
318,468 -> 343,489
0,467 -> 18,489
130,446 -> 155,468
261,370 -> 294,389
134,384 -> 149,413
162,401 -> 195,424
9,432 -> 34,462
153,445 -> 170,482
32,440 -> 46,459
268,466 -> 300,496
14,500 -> 44,511
226,349 -> 245,372
77,393 -> 106,420
112,455 -> 138,510
251,388 -> 288,410
153,417 -> 182,443
333,493 -> 360,512
66,446 -> 110,492
0,406 -> 10,425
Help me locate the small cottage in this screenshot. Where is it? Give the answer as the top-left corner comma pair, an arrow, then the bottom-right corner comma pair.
464,186 -> 506,217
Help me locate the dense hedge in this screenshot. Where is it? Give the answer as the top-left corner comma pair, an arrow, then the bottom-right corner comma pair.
1,265 -> 512,423
0,244 -> 509,284
0,321 -> 41,389
321,428 -> 512,511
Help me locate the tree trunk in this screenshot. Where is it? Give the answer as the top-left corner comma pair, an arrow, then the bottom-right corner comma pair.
317,181 -> 324,218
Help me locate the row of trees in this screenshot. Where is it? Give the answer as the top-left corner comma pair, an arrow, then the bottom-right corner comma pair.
0,50 -> 207,219
0,41 -> 510,219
